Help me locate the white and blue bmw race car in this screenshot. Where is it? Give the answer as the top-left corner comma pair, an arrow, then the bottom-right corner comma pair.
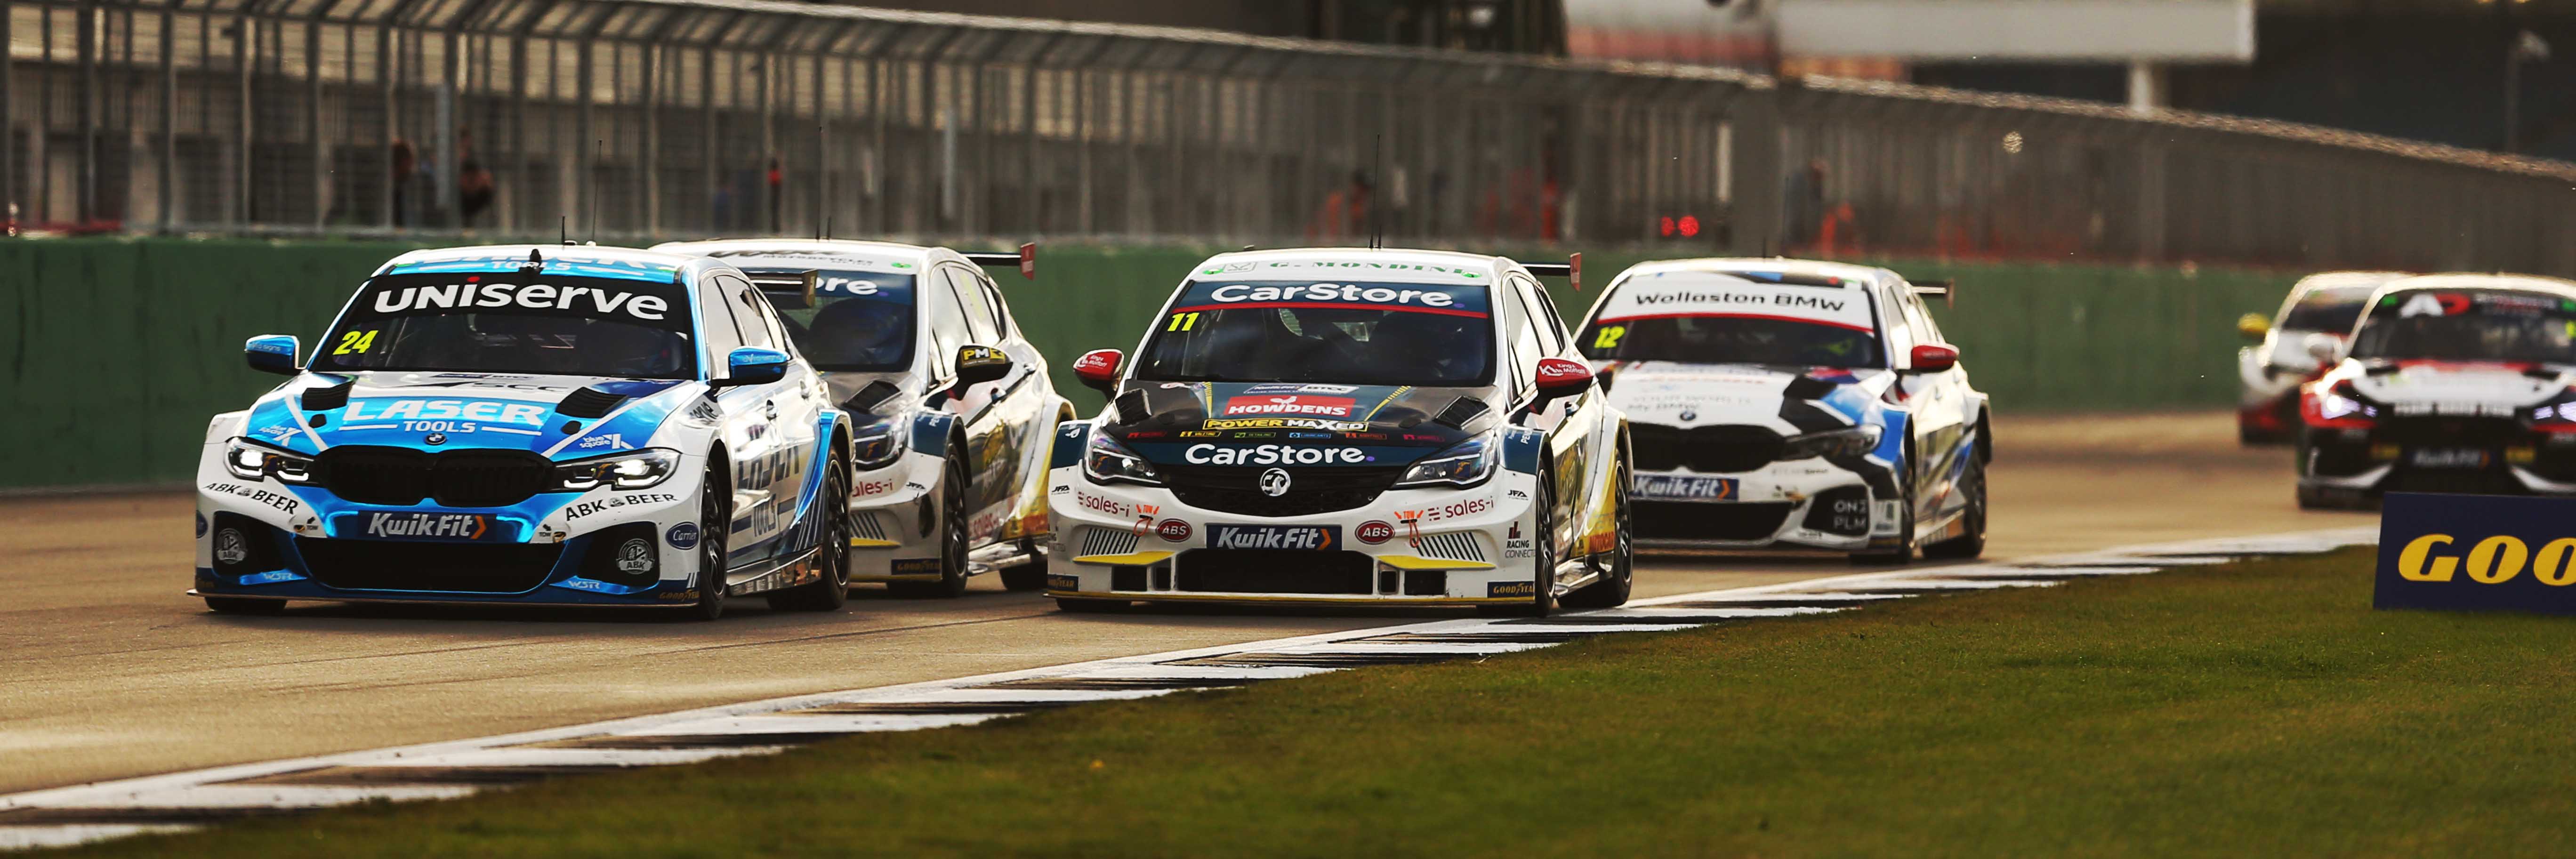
194,245 -> 853,620
1574,258 -> 1990,563
653,239 -> 1071,596
1041,248 -> 1631,616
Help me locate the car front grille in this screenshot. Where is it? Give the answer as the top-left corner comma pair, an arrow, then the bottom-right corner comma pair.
1159,464 -> 1403,517
1173,549 -> 1375,594
294,538 -> 564,593
1634,500 -> 1793,541
314,446 -> 556,507
1630,424 -> 1784,474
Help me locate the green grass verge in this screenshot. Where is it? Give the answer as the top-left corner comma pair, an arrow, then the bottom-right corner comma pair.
62,547 -> 2576,858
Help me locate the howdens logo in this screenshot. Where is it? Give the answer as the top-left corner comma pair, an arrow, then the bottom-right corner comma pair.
2394,533 -> 2576,585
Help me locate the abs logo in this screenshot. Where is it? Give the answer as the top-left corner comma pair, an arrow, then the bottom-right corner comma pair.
1156,519 -> 1194,542
1355,521 -> 1395,545
1223,395 -> 1357,417
666,521 -> 701,550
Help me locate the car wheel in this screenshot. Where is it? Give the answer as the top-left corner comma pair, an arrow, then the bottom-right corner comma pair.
769,457 -> 853,612
1480,478 -> 1558,618
892,458 -> 971,598
687,463 -> 731,621
203,596 -> 286,615
1851,476 -> 1916,566
1562,458 -> 1633,609
1923,455 -> 1987,560
999,540 -> 1047,591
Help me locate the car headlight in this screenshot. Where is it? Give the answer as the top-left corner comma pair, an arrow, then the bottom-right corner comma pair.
1082,432 -> 1162,487
1779,425 -> 1882,460
1393,434 -> 1498,489
852,422 -> 908,470
223,438 -> 317,484
2317,390 -> 2370,421
556,449 -> 682,491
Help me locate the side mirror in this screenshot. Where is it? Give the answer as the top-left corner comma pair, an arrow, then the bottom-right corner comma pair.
713,346 -> 790,388
1533,357 -> 1593,410
1073,349 -> 1124,397
2302,333 -> 2343,365
956,345 -> 1014,387
2237,313 -> 2272,341
245,335 -> 301,376
1909,343 -> 1960,373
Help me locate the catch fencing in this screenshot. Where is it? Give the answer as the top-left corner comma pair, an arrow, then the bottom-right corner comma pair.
5,0 -> 2574,274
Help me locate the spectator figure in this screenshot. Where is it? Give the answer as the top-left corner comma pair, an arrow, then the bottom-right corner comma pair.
1306,170 -> 1373,242
1784,157 -> 1827,249
457,129 -> 495,226
389,139 -> 424,227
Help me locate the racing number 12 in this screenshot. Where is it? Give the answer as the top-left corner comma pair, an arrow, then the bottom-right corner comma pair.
1166,312 -> 1201,332
1591,325 -> 1626,350
332,329 -> 379,355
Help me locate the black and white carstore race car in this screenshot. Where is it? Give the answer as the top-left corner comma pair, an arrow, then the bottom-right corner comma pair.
2296,273 -> 2576,507
655,240 -> 1071,595
1041,248 -> 1632,615
1573,258 -> 1990,563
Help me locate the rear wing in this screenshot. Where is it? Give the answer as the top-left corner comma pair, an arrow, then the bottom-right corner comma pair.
745,271 -> 817,309
1909,278 -> 1957,308
1521,253 -> 1583,290
961,243 -> 1038,281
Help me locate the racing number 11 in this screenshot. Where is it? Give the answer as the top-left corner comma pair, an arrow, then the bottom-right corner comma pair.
1167,312 -> 1201,332
333,329 -> 380,355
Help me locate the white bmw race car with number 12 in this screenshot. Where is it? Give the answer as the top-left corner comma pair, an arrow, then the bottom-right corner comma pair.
1041,248 -> 1632,616
654,240 -> 1071,596
1574,258 -> 1990,563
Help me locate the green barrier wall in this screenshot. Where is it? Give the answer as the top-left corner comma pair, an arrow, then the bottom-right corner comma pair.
0,238 -> 2295,490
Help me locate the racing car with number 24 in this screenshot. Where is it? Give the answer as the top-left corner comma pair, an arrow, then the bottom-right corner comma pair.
1043,248 -> 1631,616
195,244 -> 853,620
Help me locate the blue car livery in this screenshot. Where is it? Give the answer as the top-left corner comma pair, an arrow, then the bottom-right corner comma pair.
193,245 -> 854,619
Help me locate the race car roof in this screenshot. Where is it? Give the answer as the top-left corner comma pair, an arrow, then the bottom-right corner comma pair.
376,244 -> 702,281
650,238 -> 942,276
2368,273 -> 2576,304
1610,257 -> 1890,289
1188,247 -> 1516,285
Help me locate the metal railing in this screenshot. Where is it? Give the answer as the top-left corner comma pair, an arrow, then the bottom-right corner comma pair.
6,0 -> 2573,275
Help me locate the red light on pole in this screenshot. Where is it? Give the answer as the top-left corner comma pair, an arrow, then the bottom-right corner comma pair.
1678,215 -> 1701,238
1658,216 -> 1675,238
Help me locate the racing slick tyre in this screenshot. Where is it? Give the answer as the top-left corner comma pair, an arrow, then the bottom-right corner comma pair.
1851,476 -> 1916,566
202,596 -> 287,616
768,458 -> 853,612
998,541 -> 1047,592
1480,479 -> 1559,618
1562,460 -> 1634,610
891,458 -> 972,599
1922,456 -> 1988,561
686,462 -> 733,622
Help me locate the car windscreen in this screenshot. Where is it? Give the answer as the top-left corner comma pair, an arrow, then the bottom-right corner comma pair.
2279,286 -> 2375,332
1577,273 -> 1882,368
315,273 -> 696,379
1134,280 -> 1494,386
2349,290 -> 2576,363
760,271 -> 917,372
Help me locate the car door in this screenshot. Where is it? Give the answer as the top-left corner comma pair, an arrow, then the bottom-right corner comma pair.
944,264 -> 1039,533
972,271 -> 1054,526
733,276 -> 829,555
1891,280 -> 1970,523
1500,276 -> 1581,557
702,273 -> 807,563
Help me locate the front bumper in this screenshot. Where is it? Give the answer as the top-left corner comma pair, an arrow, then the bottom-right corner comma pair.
1626,462 -> 1902,552
193,451 -> 708,608
2297,421 -> 2576,498
1039,468 -> 1546,606
840,449 -> 952,582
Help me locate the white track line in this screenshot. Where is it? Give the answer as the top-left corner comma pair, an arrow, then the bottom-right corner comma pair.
0,526 -> 2375,849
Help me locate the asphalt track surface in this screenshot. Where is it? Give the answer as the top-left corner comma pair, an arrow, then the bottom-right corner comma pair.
0,412 -> 2368,795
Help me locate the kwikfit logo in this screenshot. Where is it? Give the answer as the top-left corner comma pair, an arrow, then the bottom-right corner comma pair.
1208,524 -> 1337,550
364,512 -> 492,540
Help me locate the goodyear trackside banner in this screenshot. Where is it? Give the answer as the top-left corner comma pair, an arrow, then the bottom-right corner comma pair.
2375,492 -> 2576,615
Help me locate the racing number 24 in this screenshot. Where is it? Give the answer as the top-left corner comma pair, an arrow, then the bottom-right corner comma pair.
332,329 -> 380,355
